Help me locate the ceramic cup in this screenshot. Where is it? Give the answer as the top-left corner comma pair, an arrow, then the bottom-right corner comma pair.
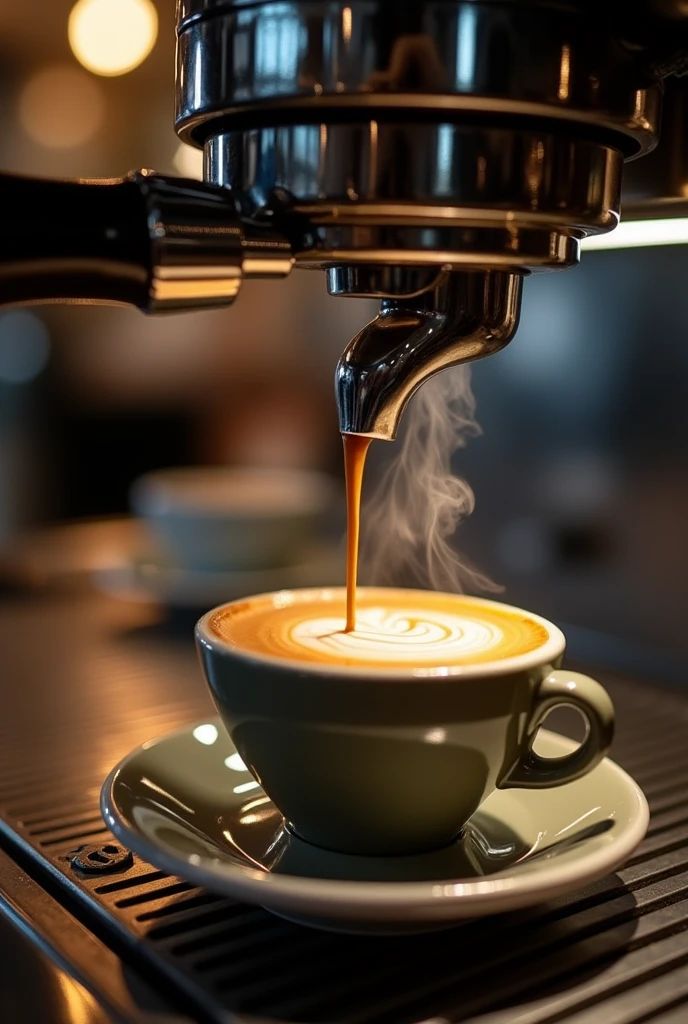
130,466 -> 336,571
196,588 -> 615,857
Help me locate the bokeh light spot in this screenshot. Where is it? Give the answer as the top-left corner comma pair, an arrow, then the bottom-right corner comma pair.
69,0 -> 158,77
0,312 -> 51,385
19,65 -> 104,149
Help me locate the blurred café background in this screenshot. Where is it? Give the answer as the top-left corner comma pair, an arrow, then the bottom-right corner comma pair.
0,0 -> 686,669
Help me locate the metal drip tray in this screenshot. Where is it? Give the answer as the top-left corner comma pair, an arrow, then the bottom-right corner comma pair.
1,591 -> 688,1022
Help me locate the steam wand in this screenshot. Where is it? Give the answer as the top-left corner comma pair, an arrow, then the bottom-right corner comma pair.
335,271 -> 523,441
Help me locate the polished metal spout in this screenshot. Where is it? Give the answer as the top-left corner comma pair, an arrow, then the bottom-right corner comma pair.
335,270 -> 523,440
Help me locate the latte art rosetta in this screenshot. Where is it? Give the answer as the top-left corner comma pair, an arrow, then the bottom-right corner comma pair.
210,589 -> 550,669
292,607 -> 501,664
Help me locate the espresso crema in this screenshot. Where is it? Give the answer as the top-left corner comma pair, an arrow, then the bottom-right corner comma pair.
209,588 -> 549,669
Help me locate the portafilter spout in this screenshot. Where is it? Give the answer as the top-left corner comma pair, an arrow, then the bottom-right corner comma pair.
335,270 -> 523,441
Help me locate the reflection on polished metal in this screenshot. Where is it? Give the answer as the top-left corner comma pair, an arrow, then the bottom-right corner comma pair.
328,266 -> 448,299
131,170 -> 293,311
335,270 -> 522,440
183,0 -> 665,436
176,1 -> 659,155
0,170 -> 293,312
207,124 -> 620,273
581,82 -> 688,248
187,0 -> 664,449
192,0 -> 655,277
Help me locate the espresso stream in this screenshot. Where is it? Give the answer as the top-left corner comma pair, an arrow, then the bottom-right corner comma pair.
342,433 -> 371,632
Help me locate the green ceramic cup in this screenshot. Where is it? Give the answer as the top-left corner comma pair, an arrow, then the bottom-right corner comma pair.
196,589 -> 615,857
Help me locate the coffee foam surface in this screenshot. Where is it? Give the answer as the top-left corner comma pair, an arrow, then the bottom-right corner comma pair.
209,589 -> 549,669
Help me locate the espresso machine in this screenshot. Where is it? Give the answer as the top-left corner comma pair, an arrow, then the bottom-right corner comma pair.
4,7 -> 688,1021
2,0 -> 688,441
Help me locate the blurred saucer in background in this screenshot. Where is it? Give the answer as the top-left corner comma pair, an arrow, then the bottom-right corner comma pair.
130,466 -> 338,572
94,545 -> 345,609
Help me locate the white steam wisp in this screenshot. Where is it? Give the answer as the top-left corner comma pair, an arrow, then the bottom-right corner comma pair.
359,365 -> 500,594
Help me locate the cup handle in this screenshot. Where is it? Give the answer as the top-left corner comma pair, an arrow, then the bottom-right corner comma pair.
501,670 -> 615,789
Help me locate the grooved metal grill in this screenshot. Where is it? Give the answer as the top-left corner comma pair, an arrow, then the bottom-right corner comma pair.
2,591 -> 688,1022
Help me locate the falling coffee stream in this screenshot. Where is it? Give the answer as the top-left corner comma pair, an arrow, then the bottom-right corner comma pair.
342,433 -> 372,632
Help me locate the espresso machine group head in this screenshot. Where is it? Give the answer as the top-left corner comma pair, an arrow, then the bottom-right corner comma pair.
4,1 -> 688,438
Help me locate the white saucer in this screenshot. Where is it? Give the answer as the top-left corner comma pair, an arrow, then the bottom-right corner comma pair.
102,720 -> 648,934
94,546 -> 344,607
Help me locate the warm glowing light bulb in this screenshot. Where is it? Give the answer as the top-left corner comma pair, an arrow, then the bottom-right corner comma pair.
19,65 -> 104,149
68,0 -> 158,77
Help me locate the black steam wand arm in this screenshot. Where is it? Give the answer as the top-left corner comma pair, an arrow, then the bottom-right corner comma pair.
0,169 -> 292,313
